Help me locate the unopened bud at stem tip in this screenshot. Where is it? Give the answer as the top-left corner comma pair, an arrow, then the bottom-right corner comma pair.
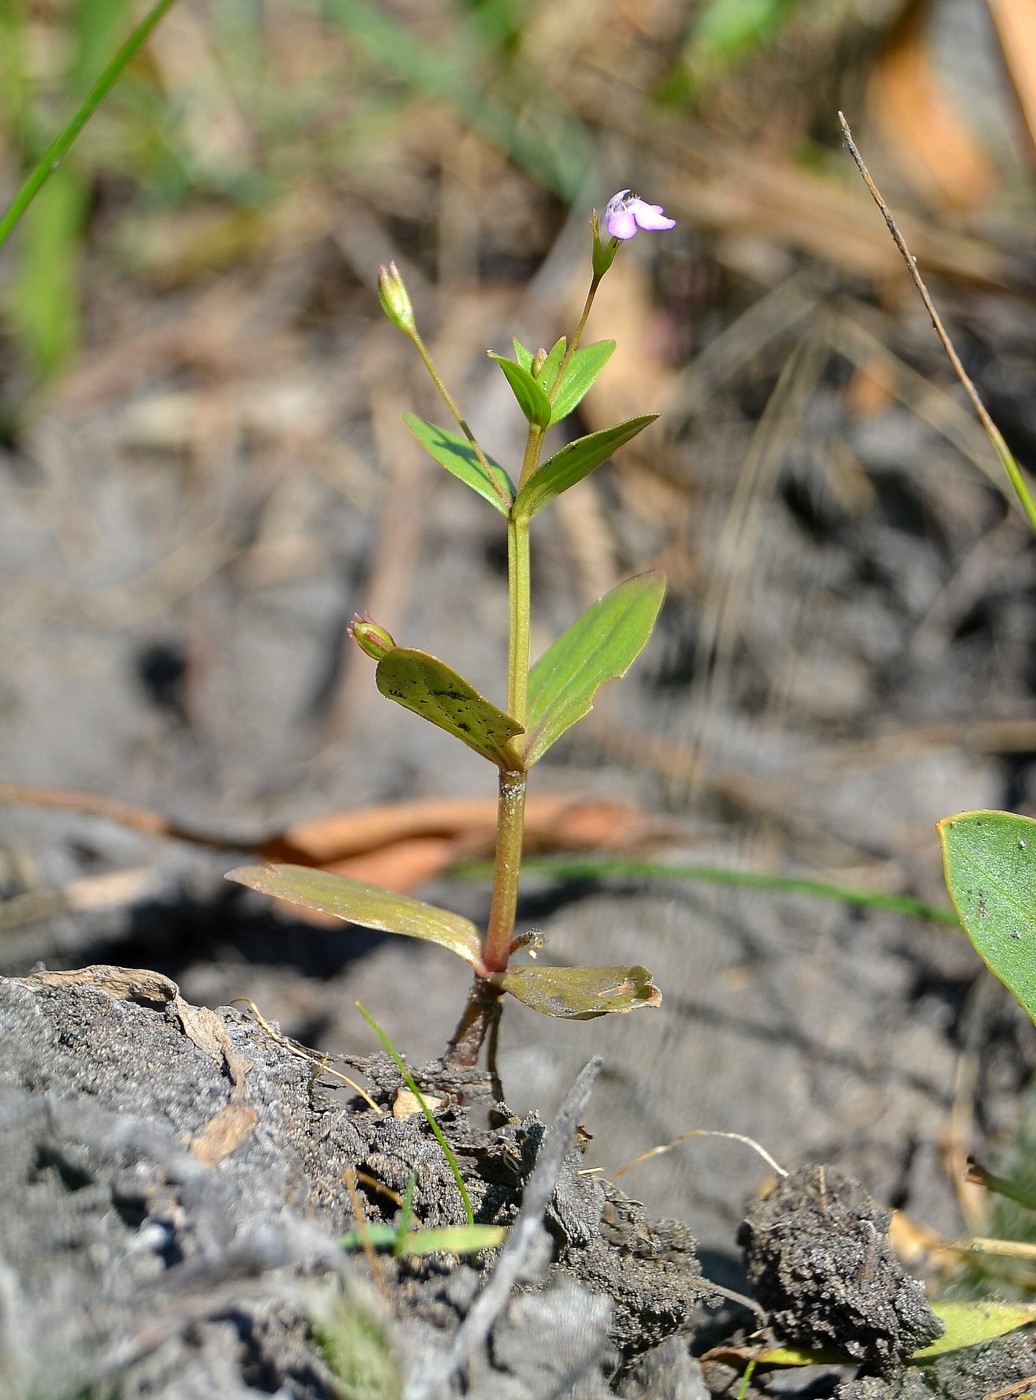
348,612 -> 396,661
377,261 -> 415,333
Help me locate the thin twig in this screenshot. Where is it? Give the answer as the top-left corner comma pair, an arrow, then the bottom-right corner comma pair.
838,112 -> 1036,536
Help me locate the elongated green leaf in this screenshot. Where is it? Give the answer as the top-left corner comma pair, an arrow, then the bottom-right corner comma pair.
753,1345 -> 844,1367
514,415 -> 656,518
339,1223 -> 507,1256
549,340 -> 615,422
404,413 -> 514,515
492,963 -> 661,1018
225,863 -> 483,964
938,810 -> 1036,1023
910,1299 -> 1036,1361
536,336 -> 567,388
488,353 -> 552,428
376,647 -> 524,769
511,338 -> 533,371
523,572 -> 665,765
751,1298 -> 1036,1369
0,0 -> 181,252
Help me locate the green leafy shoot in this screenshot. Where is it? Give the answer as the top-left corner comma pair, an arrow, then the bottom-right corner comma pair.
403,414 -> 515,515
356,1001 -> 475,1227
487,352 -> 552,428
375,648 -> 524,770
224,863 -> 484,966
937,810 -> 1036,1024
310,1277 -> 403,1400
272,193 -> 676,1061
523,572 -> 666,765
514,415 -> 657,518
736,1359 -> 757,1400
508,336 -> 613,423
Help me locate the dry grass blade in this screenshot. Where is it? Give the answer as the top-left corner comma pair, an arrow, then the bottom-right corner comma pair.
838,112 -> 1036,536
230,998 -> 382,1114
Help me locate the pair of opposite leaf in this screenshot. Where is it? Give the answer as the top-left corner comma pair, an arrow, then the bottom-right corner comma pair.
227,568 -> 666,1020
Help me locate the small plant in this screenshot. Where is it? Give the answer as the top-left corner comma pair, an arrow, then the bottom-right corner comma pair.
227,190 -> 676,1066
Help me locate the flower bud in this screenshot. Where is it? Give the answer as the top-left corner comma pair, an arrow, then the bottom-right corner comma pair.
348,612 -> 396,661
377,261 -> 415,333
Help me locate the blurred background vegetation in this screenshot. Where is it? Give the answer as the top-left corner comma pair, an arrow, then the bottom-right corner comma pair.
1,0 -> 1029,406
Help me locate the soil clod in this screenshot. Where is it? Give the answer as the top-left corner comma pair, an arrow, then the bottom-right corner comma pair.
738,1164 -> 943,1373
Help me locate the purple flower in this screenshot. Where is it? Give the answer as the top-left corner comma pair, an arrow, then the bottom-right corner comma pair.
604,190 -> 676,241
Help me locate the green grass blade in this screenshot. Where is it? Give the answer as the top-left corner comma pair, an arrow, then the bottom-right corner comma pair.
452,854 -> 960,926
0,0 -> 182,250
339,1222 -> 506,1255
355,1001 -> 475,1227
9,170 -> 85,374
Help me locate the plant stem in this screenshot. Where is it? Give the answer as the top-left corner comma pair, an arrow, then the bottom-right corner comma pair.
445,978 -> 502,1070
481,768 -> 526,974
506,511 -> 531,721
546,271 -> 602,410
480,501 -> 534,974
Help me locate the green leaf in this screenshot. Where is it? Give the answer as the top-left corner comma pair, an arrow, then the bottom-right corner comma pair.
523,572 -> 666,765
488,352 -> 552,428
549,340 -> 615,422
512,337 -> 534,372
339,1223 -> 507,1256
535,336 -> 567,389
225,863 -> 483,964
492,963 -> 661,1018
752,1345 -> 844,1367
514,415 -> 657,518
376,647 -> 524,769
937,810 -> 1036,1023
403,413 -> 514,515
910,1299 -> 1036,1361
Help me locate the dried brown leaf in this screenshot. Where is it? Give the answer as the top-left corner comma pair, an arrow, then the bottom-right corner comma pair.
188,1103 -> 259,1166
